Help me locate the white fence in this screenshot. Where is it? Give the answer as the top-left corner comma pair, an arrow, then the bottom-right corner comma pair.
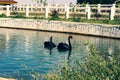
0,4 -> 120,20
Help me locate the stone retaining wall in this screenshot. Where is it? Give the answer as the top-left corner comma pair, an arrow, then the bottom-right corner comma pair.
0,18 -> 120,39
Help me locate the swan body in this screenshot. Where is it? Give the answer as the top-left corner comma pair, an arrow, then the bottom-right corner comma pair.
57,42 -> 69,50
57,36 -> 72,51
44,36 -> 56,48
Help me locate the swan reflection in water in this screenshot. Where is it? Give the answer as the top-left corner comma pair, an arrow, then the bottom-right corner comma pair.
67,50 -> 72,60
44,47 -> 54,55
44,47 -> 72,61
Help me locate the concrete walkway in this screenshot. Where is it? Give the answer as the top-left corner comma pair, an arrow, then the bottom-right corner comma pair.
0,18 -> 120,39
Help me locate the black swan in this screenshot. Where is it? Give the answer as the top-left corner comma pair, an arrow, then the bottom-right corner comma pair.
44,36 -> 56,48
57,36 -> 73,51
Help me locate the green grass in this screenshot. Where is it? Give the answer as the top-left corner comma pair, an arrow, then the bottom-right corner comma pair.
1,12 -> 120,25
10,13 -> 26,18
63,18 -> 120,25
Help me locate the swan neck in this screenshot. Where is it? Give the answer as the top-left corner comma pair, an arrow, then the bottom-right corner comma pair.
68,37 -> 72,50
50,37 -> 52,42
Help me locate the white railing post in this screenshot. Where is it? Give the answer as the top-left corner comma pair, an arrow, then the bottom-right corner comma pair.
97,4 -> 101,13
6,5 -> 10,16
25,5 -> 29,17
29,4 -> 33,12
55,4 -> 58,10
65,4 -> 69,19
110,4 -> 115,20
45,5 -> 49,18
73,4 -> 77,12
86,4 -> 91,19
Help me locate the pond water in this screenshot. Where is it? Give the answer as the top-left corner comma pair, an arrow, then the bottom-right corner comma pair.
0,28 -> 120,79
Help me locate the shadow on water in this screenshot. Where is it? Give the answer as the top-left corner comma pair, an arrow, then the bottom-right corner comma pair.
67,50 -> 72,64
44,45 -> 72,61
44,46 -> 54,55
57,49 -> 72,62
67,50 -> 72,60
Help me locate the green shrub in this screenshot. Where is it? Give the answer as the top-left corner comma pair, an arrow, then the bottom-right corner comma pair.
81,3 -> 87,7
0,13 -> 7,18
33,15 -> 40,19
116,3 -> 120,7
102,19 -> 109,24
12,13 -> 26,18
43,42 -> 120,80
109,20 -> 120,25
72,17 -> 81,22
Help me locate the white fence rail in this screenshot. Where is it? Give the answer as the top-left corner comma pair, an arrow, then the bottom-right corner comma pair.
0,4 -> 120,20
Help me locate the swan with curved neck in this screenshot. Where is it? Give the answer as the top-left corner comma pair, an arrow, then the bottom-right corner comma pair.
44,36 -> 56,48
57,36 -> 73,51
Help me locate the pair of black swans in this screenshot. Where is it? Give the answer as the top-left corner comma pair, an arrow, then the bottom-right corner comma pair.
44,36 -> 73,51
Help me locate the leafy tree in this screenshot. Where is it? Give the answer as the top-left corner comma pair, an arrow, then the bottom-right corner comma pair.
77,0 -> 116,4
32,0 -> 47,6
49,10 -> 59,20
